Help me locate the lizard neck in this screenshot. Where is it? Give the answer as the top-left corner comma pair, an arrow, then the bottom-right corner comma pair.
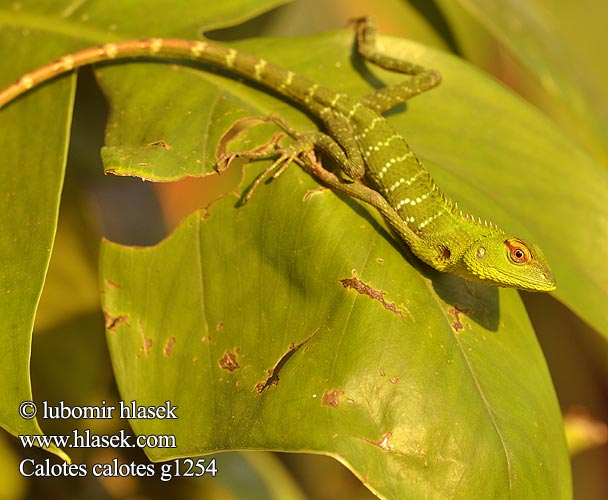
349,106 -> 504,270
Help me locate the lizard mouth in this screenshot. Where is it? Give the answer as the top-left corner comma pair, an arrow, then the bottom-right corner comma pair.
494,266 -> 556,292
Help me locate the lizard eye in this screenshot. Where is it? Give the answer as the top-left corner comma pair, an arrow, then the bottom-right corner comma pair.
505,238 -> 531,264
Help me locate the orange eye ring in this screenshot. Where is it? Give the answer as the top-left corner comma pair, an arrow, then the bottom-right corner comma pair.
505,238 -> 531,264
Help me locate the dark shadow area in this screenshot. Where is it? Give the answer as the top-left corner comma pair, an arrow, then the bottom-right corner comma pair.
407,0 -> 461,55
523,292 -> 608,499
203,5 -> 289,41
278,452 -> 377,500
430,272 -> 501,332
68,67 -> 168,246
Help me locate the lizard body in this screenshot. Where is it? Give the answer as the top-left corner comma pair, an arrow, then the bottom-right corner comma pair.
0,18 -> 555,291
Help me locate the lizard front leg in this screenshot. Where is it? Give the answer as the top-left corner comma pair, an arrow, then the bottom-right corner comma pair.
218,113 -> 370,202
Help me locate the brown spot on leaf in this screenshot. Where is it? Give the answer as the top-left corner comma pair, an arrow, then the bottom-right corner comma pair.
389,377 -> 399,384
302,186 -> 326,201
163,337 -> 176,357
219,350 -> 240,372
103,312 -> 128,334
148,140 -> 172,150
103,279 -> 120,289
216,321 -> 224,331
139,321 -> 152,356
255,371 -> 279,393
201,335 -> 212,343
365,432 -> 393,451
448,304 -> 471,332
339,276 -> 405,317
321,389 -> 344,408
255,329 -> 319,394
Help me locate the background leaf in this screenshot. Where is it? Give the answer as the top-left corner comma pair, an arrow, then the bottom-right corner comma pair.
446,0 -> 608,165
0,40 -> 73,460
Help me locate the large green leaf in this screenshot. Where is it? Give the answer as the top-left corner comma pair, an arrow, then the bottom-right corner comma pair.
0,0 -> 287,458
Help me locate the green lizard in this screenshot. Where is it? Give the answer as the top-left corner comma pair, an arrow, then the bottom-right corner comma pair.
0,17 -> 555,291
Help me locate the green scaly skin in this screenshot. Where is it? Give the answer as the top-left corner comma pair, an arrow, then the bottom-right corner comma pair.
0,17 -> 555,291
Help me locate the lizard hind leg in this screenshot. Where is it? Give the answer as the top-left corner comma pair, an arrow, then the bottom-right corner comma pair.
350,16 -> 442,114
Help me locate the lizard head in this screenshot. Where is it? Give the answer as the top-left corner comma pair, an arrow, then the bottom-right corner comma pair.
460,236 -> 556,291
